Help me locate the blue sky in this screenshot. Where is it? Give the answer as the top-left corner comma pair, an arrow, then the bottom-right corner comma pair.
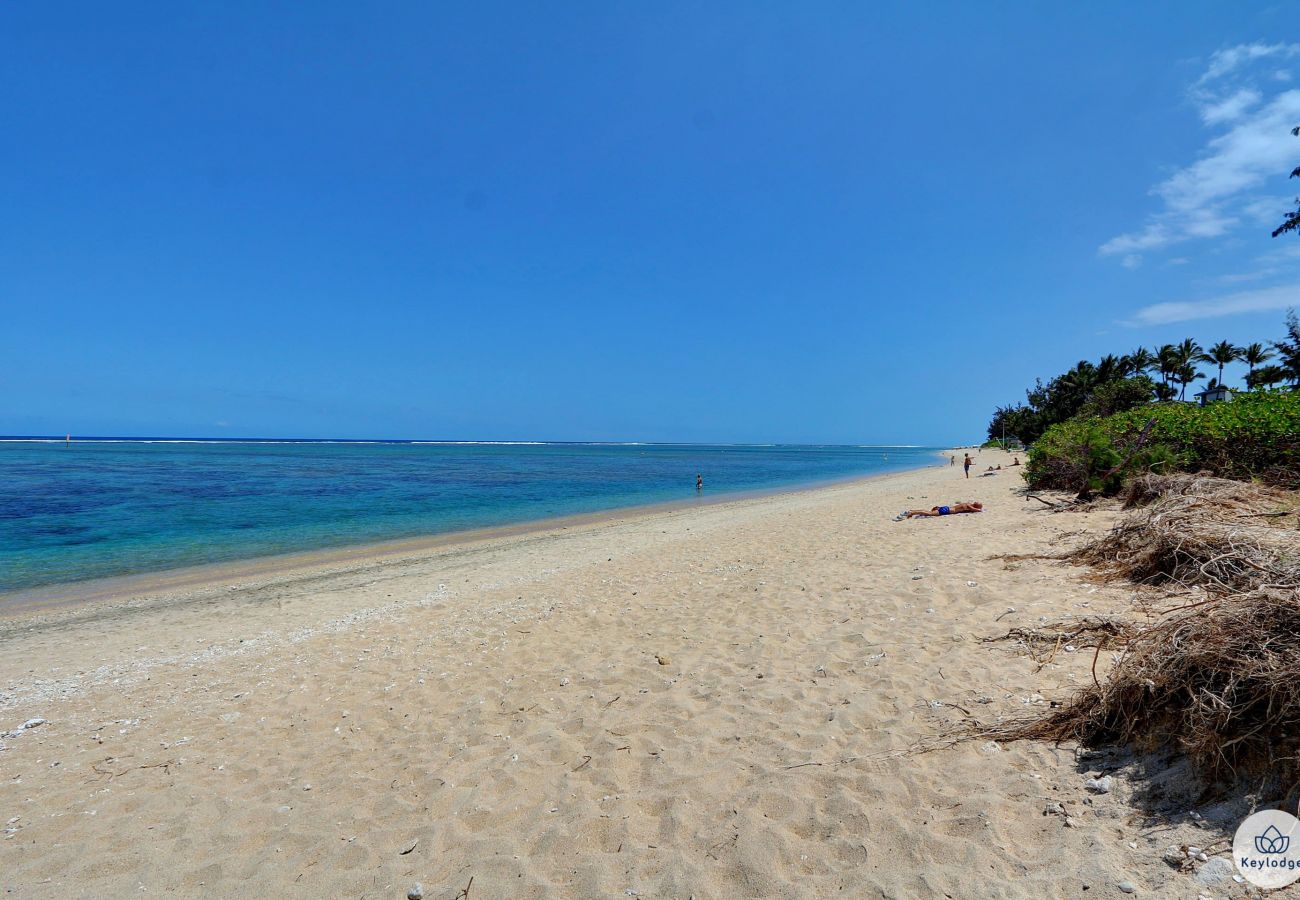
3,3 -> 1299,444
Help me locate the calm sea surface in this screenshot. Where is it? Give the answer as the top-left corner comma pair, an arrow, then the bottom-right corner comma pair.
0,440 -> 940,592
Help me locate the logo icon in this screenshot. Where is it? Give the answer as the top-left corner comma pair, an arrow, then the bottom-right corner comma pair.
1235,810 -> 1300,888
1257,824 -> 1291,855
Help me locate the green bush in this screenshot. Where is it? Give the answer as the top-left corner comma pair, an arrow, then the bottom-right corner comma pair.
1025,391 -> 1300,493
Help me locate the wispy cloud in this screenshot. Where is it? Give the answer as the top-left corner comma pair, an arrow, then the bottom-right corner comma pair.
1197,42 -> 1300,85
1101,43 -> 1300,262
1215,240 -> 1300,284
1200,88 -> 1261,125
1127,283 -> 1300,326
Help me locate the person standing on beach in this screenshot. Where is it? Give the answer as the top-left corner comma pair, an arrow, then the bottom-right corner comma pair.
949,455 -> 955,466
963,453 -> 973,478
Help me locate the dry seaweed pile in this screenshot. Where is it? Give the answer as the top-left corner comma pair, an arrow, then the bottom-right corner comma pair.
982,589 -> 1300,782
982,616 -> 1138,665
1119,472 -> 1296,513
1071,474 -> 1300,594
980,474 -> 1300,785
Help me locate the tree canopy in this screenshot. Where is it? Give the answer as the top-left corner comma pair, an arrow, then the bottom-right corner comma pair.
987,314 -> 1300,447
1273,125 -> 1300,239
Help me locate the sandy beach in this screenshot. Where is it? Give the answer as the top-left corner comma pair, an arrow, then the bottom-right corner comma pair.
0,451 -> 1249,898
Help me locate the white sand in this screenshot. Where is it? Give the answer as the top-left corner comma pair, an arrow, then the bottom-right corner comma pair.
0,451 -> 1242,897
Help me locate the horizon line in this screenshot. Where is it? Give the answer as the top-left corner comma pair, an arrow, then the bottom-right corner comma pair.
0,435 -> 945,449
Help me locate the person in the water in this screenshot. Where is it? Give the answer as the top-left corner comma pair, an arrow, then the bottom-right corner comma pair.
696,474 -> 703,491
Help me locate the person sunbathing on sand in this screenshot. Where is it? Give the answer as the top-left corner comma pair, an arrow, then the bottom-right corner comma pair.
894,502 -> 983,520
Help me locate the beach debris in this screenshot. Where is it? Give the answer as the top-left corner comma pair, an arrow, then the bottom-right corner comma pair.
911,575 -> 923,581
967,581 -> 978,587
1193,857 -> 1235,886
1084,775 -> 1113,794
978,589 -> 1300,784
407,883 -> 424,899
559,677 -> 570,686
655,655 -> 670,666
982,617 -> 1136,665
399,838 -> 418,855
3,718 -> 47,739
1072,475 -> 1300,594
1117,881 -> 1136,894
1043,802 -> 1066,817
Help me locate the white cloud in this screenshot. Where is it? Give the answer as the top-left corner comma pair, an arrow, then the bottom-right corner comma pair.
1197,43 -> 1300,86
1127,283 -> 1300,325
1101,44 -> 1300,260
1215,240 -> 1300,283
1121,254 -> 1142,269
1200,88 -> 1261,124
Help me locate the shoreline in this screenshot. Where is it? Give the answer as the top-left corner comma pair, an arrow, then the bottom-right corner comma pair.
8,446 -> 1183,898
0,458 -> 946,623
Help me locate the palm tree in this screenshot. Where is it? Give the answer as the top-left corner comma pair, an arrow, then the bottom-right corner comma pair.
1247,364 -> 1287,390
1274,311 -> 1300,388
1096,354 -> 1123,384
1174,338 -> 1202,365
1198,340 -> 1241,385
1156,344 -> 1179,391
1125,347 -> 1155,377
1176,362 -> 1204,401
1172,339 -> 1203,400
1060,360 -> 1098,404
1241,342 -> 1274,383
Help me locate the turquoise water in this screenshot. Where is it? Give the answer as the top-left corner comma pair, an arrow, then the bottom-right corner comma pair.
0,440 -> 940,592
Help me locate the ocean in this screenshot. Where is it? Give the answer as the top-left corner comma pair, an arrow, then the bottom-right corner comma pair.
0,439 -> 940,593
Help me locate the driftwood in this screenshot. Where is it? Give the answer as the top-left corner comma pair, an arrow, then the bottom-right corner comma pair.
975,474 -> 1300,788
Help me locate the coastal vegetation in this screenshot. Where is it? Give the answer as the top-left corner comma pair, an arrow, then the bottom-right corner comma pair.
988,312 -> 1300,495
1024,390 -> 1300,495
971,138 -> 1300,813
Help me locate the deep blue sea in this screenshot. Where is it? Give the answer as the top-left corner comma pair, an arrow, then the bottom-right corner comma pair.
0,439 -> 940,592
